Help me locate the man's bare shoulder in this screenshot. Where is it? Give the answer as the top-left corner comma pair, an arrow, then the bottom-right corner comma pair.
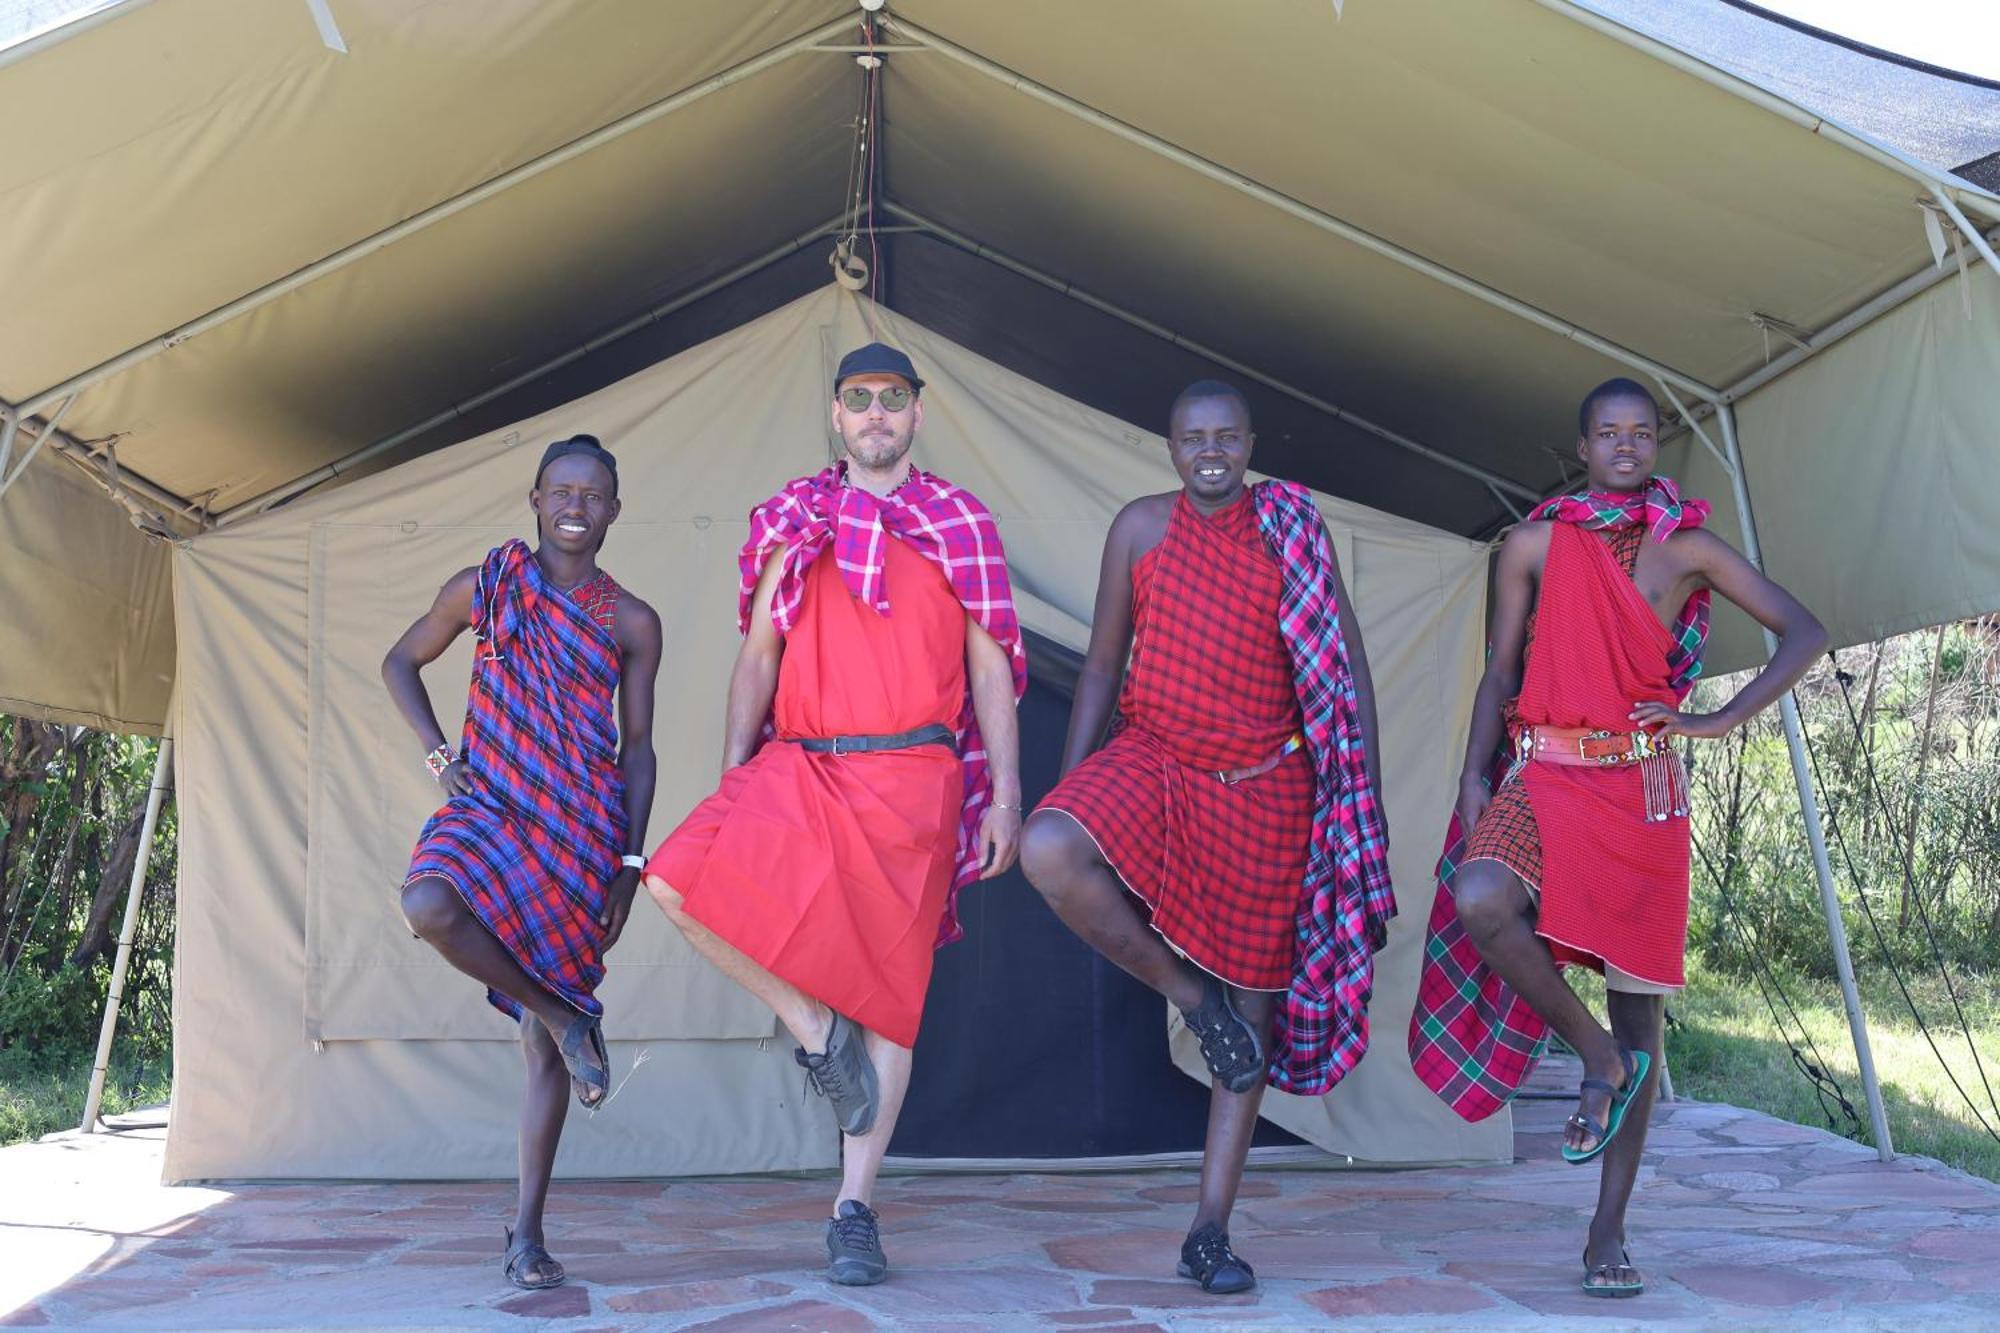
613,589 -> 663,654
1498,519 -> 1554,566
1661,526 -> 1734,568
1110,492 -> 1177,553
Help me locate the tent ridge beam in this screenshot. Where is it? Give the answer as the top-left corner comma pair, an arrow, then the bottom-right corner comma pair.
214,213 -> 854,527
1537,0 -> 2000,228
887,201 -> 1546,504
881,16 -> 1724,407
11,13 -> 858,419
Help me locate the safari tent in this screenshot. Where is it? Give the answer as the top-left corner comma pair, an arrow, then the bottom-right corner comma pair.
2,0 -> 1997,1180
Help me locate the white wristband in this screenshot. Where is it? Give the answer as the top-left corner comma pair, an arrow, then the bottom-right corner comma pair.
621,854 -> 646,870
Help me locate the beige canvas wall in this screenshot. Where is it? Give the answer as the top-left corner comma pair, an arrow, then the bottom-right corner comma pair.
165,287 -> 1504,1182
0,448 -> 173,734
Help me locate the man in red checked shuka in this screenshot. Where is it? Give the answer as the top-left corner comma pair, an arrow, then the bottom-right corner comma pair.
1022,381 -> 1394,1296
643,342 -> 1025,1288
1411,378 -> 1825,1300
384,435 -> 664,1292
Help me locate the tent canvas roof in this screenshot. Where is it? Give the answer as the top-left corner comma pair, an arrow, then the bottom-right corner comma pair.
2,0 -> 1998,737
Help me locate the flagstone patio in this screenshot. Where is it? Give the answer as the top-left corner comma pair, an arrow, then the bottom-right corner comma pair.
5,1063 -> 1999,1329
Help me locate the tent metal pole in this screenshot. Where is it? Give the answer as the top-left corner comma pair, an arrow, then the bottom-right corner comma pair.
886,202 -> 1546,504
212,212 -> 852,527
1928,188 -> 2000,277
882,18 -> 1725,406
1721,223 -> 2000,405
0,395 -> 79,503
1538,0 -> 2000,229
1715,403 -> 1894,1161
0,408 -> 16,483
9,14 -> 856,419
80,702 -> 175,1133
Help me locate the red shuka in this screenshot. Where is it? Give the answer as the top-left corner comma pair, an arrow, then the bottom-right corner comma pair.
1508,522 -> 1691,987
647,541 -> 966,1048
1039,493 -> 1312,991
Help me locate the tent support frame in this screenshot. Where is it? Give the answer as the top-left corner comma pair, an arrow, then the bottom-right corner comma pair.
885,201 -> 1544,503
1715,403 -> 1894,1160
6,13 -> 857,422
880,16 -> 1725,407
80,698 -> 174,1133
0,394 -> 78,502
214,212 -> 853,526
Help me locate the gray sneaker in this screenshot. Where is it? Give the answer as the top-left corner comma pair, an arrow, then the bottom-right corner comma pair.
794,1009 -> 879,1136
826,1199 -> 888,1286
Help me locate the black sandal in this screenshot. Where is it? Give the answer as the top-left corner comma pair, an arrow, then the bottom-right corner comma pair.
1181,976 -> 1265,1094
1582,1242 -> 1643,1297
502,1226 -> 565,1290
556,1014 -> 611,1109
1178,1222 -> 1256,1294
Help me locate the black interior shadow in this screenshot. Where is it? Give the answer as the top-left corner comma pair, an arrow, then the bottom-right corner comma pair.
892,632 -> 1302,1158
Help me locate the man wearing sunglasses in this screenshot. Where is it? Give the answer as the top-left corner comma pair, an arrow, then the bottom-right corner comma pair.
643,342 -> 1026,1287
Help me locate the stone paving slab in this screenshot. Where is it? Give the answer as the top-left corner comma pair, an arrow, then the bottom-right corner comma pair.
5,1071 -> 2000,1330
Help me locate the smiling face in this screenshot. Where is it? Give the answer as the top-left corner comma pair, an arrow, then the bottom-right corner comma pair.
831,372 -> 922,478
1576,393 -> 1659,493
531,454 -> 619,555
1168,393 -> 1254,510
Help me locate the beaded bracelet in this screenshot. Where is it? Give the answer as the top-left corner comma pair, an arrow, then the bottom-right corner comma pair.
424,744 -> 457,779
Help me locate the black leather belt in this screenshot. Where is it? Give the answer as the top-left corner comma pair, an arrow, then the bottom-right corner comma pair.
789,722 -> 956,757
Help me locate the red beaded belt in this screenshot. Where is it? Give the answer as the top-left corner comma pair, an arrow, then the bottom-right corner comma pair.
1514,724 -> 1688,822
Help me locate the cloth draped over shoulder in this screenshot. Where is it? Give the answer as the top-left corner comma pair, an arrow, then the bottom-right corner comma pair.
738,463 -> 1026,946
404,538 -> 626,1018
1410,476 -> 1712,1121
1250,479 -> 1397,1097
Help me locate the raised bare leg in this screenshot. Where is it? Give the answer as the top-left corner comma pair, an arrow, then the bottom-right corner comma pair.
644,875 -> 832,1051
1451,860 -> 1632,1152
401,875 -> 584,1043
1020,811 -> 1204,1012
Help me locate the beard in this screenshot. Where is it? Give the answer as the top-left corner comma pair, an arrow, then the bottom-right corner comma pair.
845,429 -> 912,471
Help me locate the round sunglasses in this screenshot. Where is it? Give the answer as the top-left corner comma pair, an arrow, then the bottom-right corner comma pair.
837,385 -> 915,413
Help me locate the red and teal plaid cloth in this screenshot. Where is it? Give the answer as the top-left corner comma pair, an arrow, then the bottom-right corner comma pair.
405,539 -> 626,1019
1251,480 -> 1396,1096
1410,474 -> 1711,1120
740,463 -> 1026,946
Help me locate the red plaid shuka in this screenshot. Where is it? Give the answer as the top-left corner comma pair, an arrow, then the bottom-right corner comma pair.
1040,491 -> 1314,992
1411,477 -> 1711,1121
405,539 -> 626,1019
740,463 -> 1026,945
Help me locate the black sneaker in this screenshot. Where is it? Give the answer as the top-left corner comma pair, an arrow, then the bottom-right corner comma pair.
794,1009 -> 879,1136
826,1199 -> 888,1286
1178,1221 -> 1256,1294
1180,976 -> 1266,1094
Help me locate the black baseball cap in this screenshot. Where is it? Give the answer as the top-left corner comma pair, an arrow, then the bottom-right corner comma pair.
536,434 -> 618,494
834,342 -> 924,394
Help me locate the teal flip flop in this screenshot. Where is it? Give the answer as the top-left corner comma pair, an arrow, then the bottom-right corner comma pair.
1561,1047 -> 1651,1165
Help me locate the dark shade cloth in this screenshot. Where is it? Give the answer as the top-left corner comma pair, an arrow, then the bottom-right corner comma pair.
404,539 -> 626,1019
1040,492 -> 1312,991
649,540 -> 965,1047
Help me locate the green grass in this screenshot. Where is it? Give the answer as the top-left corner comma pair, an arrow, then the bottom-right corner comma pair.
1660,955 -> 2000,1184
0,1045 -> 172,1147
